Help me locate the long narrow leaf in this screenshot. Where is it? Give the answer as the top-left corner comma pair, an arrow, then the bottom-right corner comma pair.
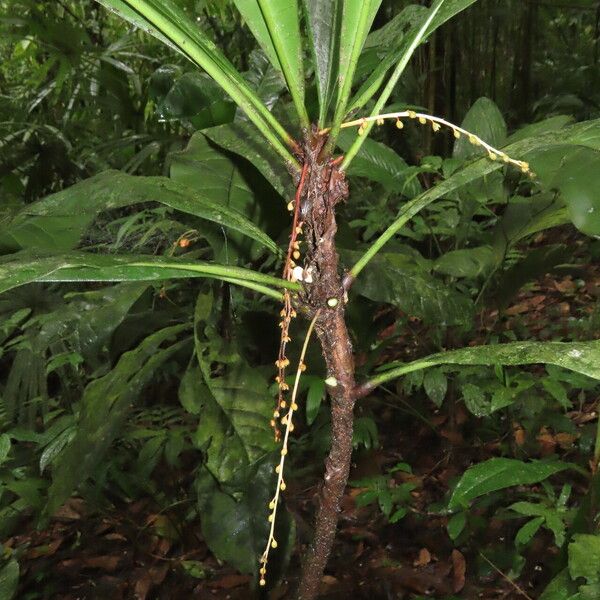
341,0 -> 445,170
303,0 -> 341,127
326,0 -> 382,150
233,0 -> 308,128
363,340 -> 600,393
349,0 -> 478,114
0,252 -> 300,299
0,171 -> 280,255
95,0 -> 299,167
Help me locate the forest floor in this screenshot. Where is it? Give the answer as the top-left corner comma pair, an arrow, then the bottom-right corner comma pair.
8,240 -> 600,600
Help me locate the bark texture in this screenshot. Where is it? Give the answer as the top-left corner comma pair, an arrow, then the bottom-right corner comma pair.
295,133 -> 356,600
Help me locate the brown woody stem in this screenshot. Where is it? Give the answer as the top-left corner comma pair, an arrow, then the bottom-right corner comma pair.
295,132 -> 356,600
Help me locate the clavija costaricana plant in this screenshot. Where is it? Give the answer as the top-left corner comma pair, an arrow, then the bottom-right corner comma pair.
3,0 -> 600,598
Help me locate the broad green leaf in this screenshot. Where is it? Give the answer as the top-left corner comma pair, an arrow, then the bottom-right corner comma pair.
350,118 -> 600,279
156,71 -> 235,128
569,534 -> 600,584
203,120 -> 294,198
507,115 -> 574,145
434,246 -> 495,278
241,49 -> 286,112
461,383 -> 489,417
233,0 -> 307,126
337,129 -> 421,196
531,146 -> 600,236
0,558 -> 19,600
454,97 -> 507,160
195,456 -> 294,576
303,0 -> 341,125
447,511 -> 467,540
344,250 -> 474,328
190,293 -> 293,576
189,294 -> 276,488
0,171 -> 278,255
45,325 -> 190,516
95,0 -> 296,164
169,132 -> 282,260
423,368 -> 447,407
0,251 -> 297,300
448,458 -> 572,510
539,569 -> 579,600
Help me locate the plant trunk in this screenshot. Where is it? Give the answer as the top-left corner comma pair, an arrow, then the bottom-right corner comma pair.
295,133 -> 356,600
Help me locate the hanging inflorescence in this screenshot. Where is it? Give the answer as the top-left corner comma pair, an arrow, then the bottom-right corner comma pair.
261,311 -> 320,587
272,163 -> 309,443
323,110 -> 536,178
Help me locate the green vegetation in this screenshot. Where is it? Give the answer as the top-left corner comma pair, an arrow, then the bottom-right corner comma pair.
1,1 -> 600,598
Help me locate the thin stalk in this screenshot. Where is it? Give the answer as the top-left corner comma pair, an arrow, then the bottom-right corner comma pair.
129,261 -> 301,292
260,310 -> 321,586
339,0 -> 445,171
218,277 -> 284,301
342,111 -> 533,282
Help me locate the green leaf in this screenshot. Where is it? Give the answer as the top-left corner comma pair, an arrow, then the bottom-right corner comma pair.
330,0 -> 382,133
454,98 -> 507,160
434,246 -> 495,278
539,569 -> 579,600
350,118 -> 600,280
190,293 -> 293,576
242,49 -> 286,111
351,0 -> 477,113
569,535 -> 600,585
0,558 -> 19,600
339,0 -> 444,168
461,383 -> 490,417
306,376 -> 326,425
0,435 -> 10,466
367,339 -> 600,392
45,325 -> 189,516
203,120 -> 294,198
95,0 -> 296,164
233,0 -> 307,127
448,458 -> 572,511
156,71 -> 235,128
532,146 -> 600,236
336,129 -> 421,196
195,456 -> 291,575
423,368 -> 447,408
345,250 -> 474,328
447,511 -> 467,540
0,251 -> 296,300
169,132 -> 280,259
515,516 -> 544,547
303,0 -> 341,125
1,171 -> 278,256
510,501 -> 566,547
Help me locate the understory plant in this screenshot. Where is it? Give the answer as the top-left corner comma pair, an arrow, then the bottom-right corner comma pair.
2,1 -> 600,598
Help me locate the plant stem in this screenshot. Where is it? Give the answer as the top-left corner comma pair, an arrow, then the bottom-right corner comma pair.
297,311 -> 356,599
295,134 -> 355,599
